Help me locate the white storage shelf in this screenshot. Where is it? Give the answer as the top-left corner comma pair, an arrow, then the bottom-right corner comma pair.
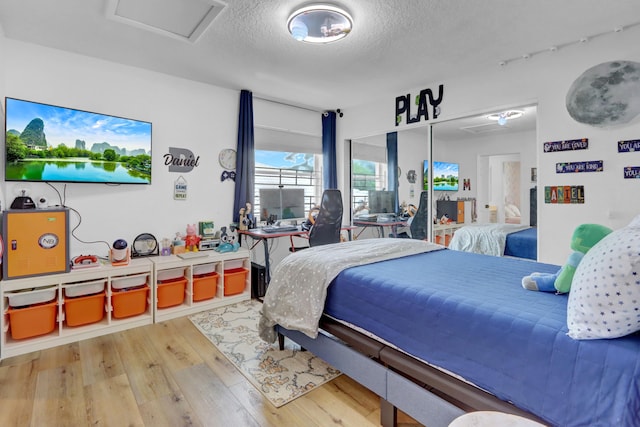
1,258 -> 154,360
151,248 -> 251,323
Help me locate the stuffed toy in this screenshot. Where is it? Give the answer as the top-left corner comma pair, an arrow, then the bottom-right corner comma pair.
522,223 -> 613,293
216,225 -> 240,253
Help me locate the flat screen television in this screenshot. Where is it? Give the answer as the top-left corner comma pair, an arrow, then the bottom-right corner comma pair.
368,190 -> 396,214
423,160 -> 429,191
259,188 -> 306,221
4,97 -> 152,184
432,161 -> 459,191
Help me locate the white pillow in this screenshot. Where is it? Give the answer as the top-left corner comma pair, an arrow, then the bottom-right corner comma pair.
567,216 -> 640,340
505,204 -> 521,218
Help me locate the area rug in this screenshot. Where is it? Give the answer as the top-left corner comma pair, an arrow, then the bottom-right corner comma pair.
189,299 -> 341,407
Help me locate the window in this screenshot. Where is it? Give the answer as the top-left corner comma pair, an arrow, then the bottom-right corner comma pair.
254,126 -> 323,223
351,140 -> 388,215
254,150 -> 322,222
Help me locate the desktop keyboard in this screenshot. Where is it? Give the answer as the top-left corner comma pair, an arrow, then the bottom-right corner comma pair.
262,225 -> 299,233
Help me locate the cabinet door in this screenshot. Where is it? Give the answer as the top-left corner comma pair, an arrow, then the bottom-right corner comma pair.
457,201 -> 464,223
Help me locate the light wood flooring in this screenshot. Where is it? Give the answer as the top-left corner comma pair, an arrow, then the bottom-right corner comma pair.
0,314 -> 421,427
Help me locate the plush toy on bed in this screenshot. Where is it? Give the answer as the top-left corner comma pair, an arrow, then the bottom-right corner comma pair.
522,223 -> 613,293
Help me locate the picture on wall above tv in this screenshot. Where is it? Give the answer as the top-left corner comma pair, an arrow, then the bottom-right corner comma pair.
4,97 -> 152,184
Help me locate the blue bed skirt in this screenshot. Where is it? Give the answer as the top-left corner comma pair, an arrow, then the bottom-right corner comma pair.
324,249 -> 640,427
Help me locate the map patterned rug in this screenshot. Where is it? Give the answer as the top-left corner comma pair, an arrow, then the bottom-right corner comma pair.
189,299 -> 341,407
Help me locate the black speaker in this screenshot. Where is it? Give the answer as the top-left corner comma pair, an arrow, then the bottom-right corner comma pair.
251,262 -> 267,298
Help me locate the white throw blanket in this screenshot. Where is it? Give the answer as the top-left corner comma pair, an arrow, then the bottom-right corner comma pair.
448,223 -> 530,256
258,238 -> 442,343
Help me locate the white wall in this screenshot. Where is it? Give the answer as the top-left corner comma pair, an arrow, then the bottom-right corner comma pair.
3,39 -> 241,258
340,26 -> 640,264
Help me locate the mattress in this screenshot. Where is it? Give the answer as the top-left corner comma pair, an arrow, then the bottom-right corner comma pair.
324,249 -> 640,427
504,227 -> 537,260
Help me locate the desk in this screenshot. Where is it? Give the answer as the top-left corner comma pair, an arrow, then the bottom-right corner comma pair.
239,226 -> 355,284
353,220 -> 408,239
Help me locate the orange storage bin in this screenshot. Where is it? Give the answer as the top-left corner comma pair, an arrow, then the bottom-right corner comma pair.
193,272 -> 219,301
444,233 -> 452,246
224,268 -> 248,296
111,285 -> 149,318
7,300 -> 58,340
157,278 -> 187,308
435,235 -> 442,245
64,291 -> 105,327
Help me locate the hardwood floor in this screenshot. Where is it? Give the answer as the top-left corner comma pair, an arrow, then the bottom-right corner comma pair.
0,315 -> 422,427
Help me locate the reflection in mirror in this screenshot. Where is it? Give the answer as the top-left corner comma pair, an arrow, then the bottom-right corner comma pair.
432,106 -> 537,258
431,105 -> 536,230
351,135 -> 389,218
350,130 -> 430,236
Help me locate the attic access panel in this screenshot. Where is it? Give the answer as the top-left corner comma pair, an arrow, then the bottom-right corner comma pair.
106,0 -> 226,43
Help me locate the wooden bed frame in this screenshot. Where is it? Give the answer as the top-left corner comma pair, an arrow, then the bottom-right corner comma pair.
278,316 -> 548,427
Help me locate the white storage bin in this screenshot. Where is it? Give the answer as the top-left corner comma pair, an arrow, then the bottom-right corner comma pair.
223,259 -> 244,270
157,267 -> 186,282
64,279 -> 106,298
7,286 -> 57,308
193,263 -> 216,276
111,273 -> 149,290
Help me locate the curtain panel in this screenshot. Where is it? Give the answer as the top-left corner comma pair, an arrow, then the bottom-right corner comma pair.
233,89 -> 255,223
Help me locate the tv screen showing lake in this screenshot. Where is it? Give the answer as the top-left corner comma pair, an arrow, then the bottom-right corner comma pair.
6,159 -> 150,184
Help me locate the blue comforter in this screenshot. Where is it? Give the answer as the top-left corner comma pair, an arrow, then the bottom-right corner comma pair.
324,249 -> 640,427
505,227 -> 537,260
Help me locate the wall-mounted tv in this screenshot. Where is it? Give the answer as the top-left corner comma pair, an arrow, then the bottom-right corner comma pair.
423,160 -> 459,191
5,97 -> 152,184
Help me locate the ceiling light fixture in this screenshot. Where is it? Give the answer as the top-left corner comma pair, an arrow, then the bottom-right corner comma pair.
287,4 -> 353,44
487,110 -> 524,126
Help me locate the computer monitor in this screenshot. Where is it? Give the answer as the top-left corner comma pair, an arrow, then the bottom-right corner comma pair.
368,190 -> 396,214
259,188 -> 305,221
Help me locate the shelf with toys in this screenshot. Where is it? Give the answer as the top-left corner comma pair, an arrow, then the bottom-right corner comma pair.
151,247 -> 251,323
0,257 -> 154,360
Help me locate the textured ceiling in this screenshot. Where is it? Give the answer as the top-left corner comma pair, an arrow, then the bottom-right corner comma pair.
1,0 -> 640,112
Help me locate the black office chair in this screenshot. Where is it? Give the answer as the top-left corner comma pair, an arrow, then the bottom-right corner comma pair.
290,189 -> 343,251
410,191 -> 429,240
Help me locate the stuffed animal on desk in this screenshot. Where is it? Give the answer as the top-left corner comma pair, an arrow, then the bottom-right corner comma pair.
522,223 -> 613,293
184,223 -> 201,252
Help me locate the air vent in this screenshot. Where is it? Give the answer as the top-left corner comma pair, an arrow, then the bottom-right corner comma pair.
105,0 -> 226,43
460,122 -> 511,135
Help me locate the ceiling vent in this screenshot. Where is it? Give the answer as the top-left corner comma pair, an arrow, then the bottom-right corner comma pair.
105,0 -> 226,43
460,122 -> 511,135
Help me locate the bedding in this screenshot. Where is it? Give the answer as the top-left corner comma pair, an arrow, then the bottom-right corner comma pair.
503,227 -> 537,260
261,240 -> 640,427
449,223 -> 535,259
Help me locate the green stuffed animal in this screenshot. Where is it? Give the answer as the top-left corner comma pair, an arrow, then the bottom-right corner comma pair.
522,223 -> 613,293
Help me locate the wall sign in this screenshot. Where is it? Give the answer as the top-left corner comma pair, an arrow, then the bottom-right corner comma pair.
543,138 -> 589,152
164,147 -> 201,173
174,176 -> 188,200
544,186 -> 584,204
618,139 -> 640,153
556,160 -> 603,173
624,167 -> 640,179
395,84 -> 444,126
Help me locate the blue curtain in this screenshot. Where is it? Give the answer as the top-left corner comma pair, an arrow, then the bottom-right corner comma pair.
322,111 -> 337,190
233,90 -> 255,223
386,132 -> 399,213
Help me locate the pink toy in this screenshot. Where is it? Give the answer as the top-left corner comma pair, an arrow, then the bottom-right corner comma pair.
184,224 -> 201,252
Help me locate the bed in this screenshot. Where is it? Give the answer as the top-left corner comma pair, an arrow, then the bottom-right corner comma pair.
259,238 -> 640,427
448,223 -> 537,260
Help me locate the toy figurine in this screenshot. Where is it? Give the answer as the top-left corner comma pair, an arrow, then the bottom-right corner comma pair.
239,202 -> 253,231
184,224 -> 201,252
216,225 -> 240,253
